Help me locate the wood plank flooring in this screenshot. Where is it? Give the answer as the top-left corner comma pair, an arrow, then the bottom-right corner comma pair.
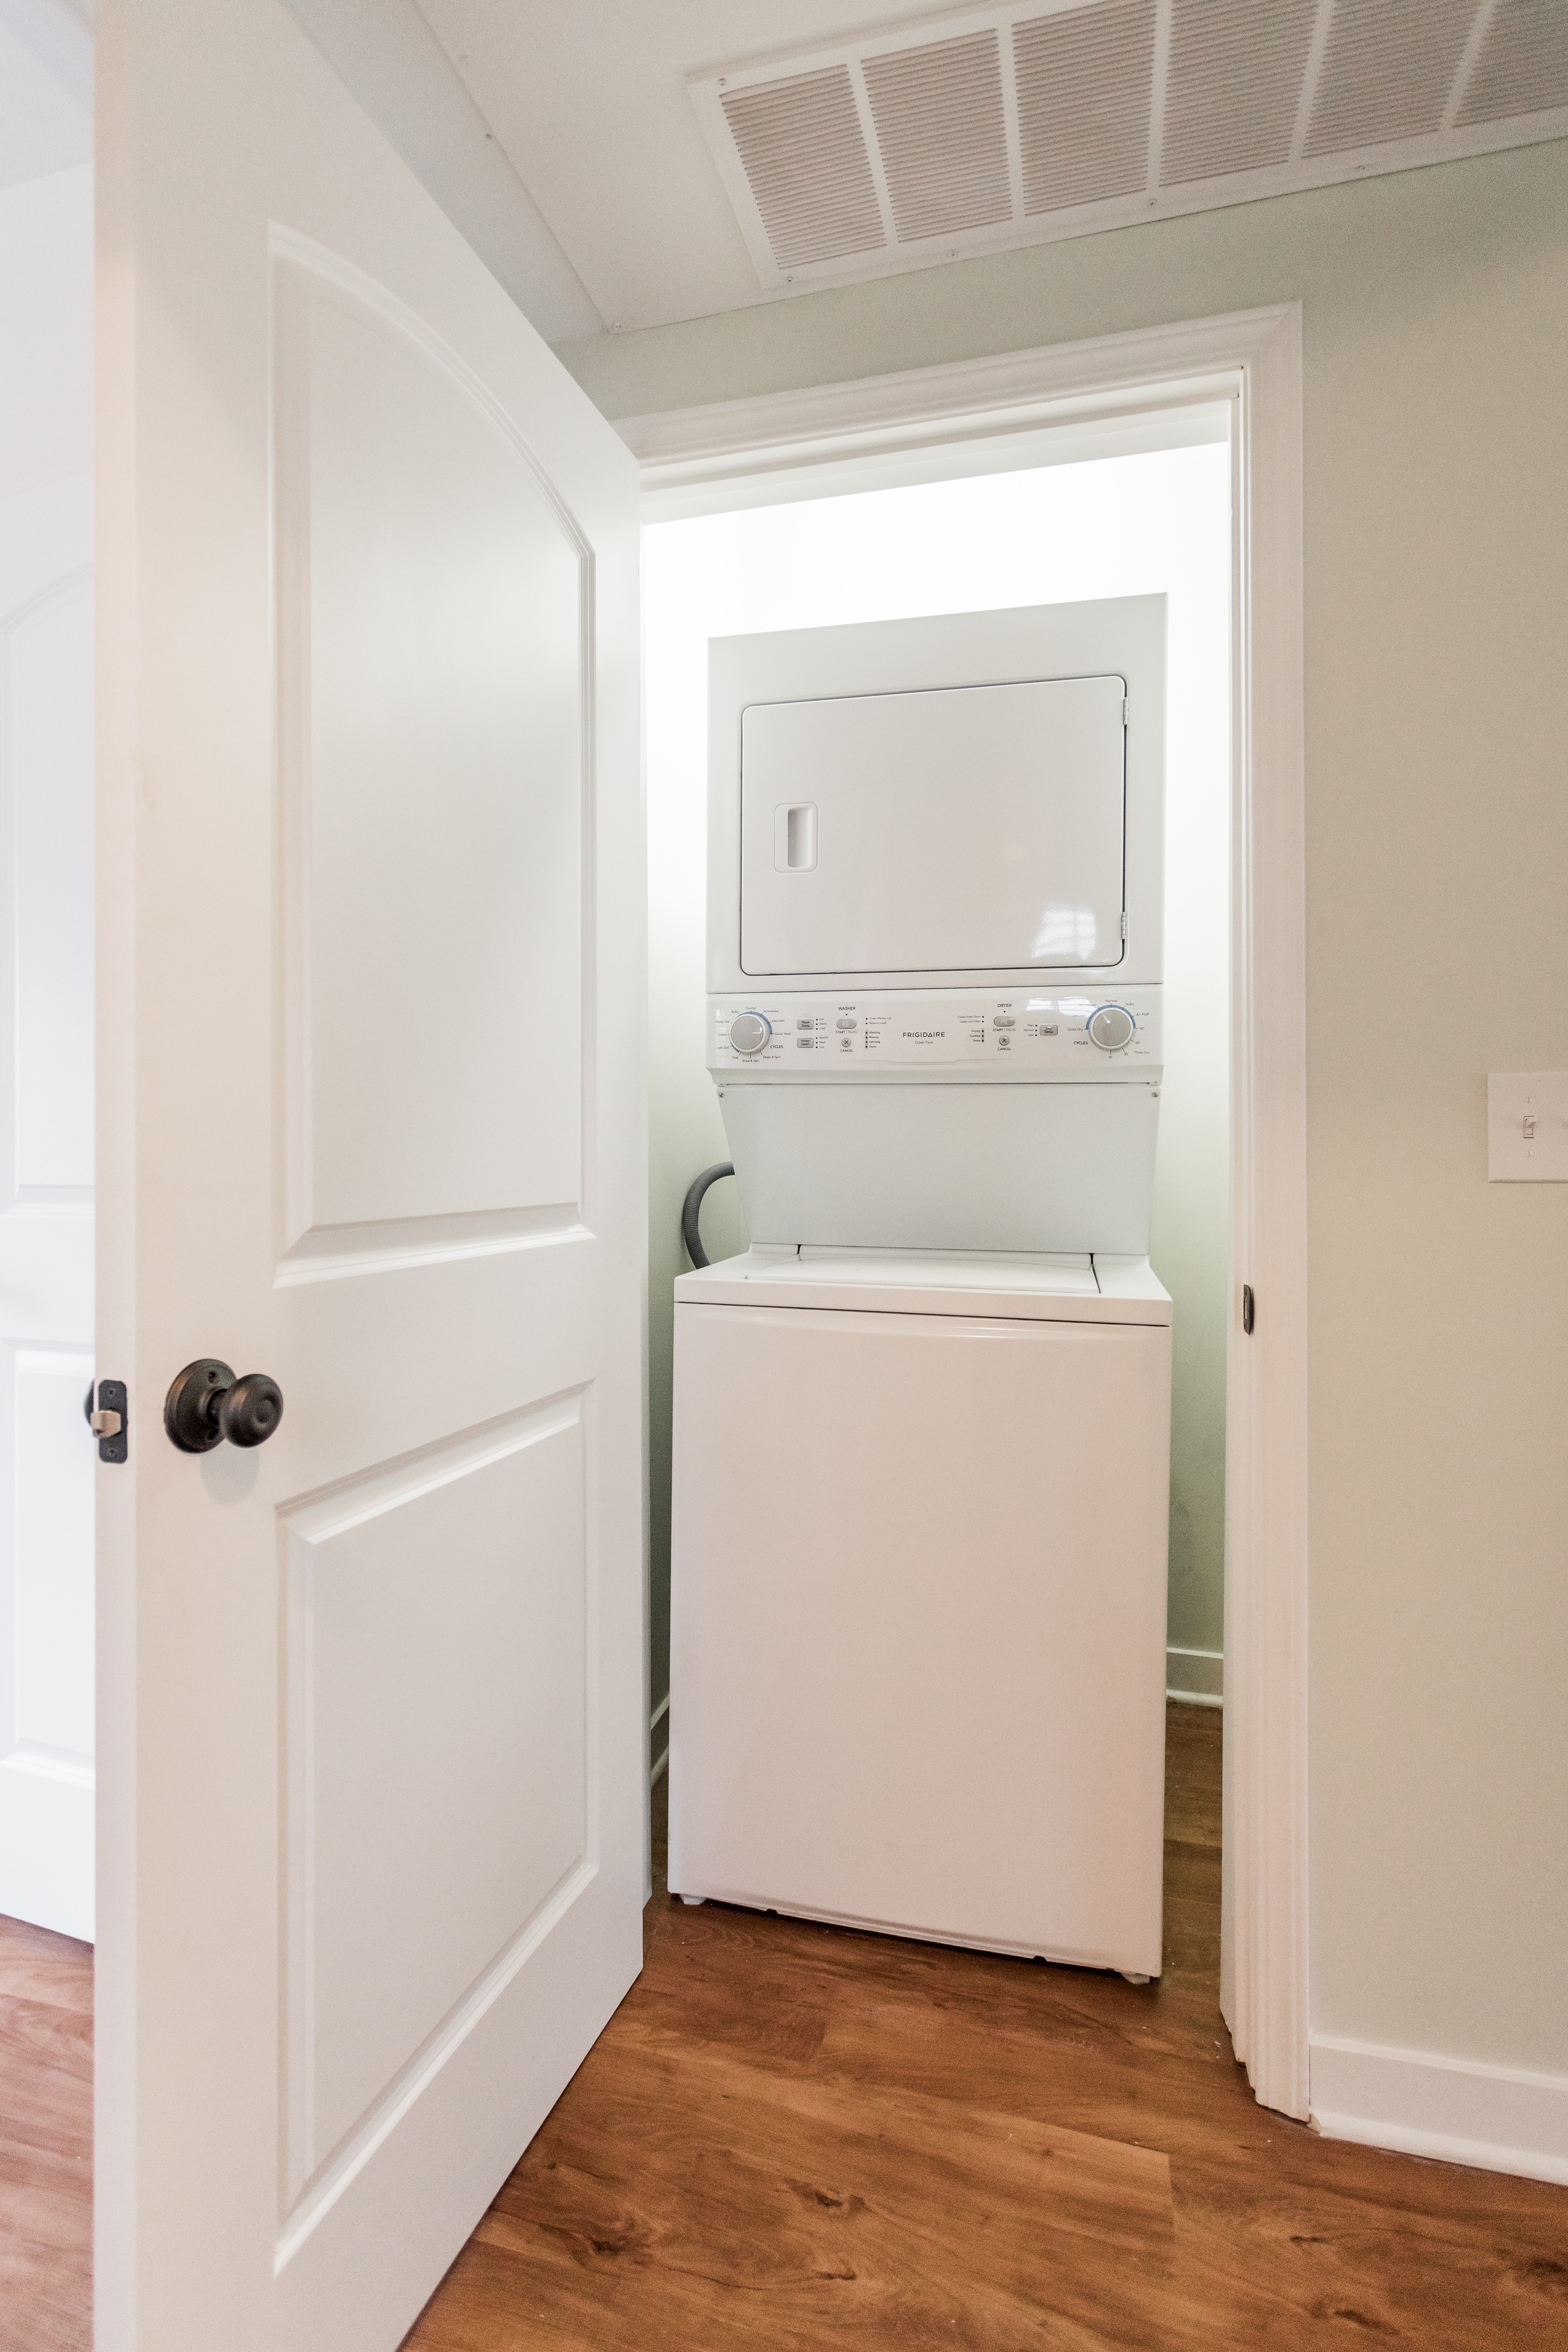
2,1710 -> 1564,2348
0,1912 -> 91,2352
409,1708 -> 1568,2351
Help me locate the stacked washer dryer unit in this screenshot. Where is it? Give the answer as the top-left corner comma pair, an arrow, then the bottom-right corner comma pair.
668,597 -> 1172,1982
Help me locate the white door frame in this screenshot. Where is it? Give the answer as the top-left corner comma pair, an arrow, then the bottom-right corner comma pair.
619,302 -> 1309,2121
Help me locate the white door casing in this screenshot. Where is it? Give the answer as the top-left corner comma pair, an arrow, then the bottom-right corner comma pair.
0,475 -> 95,1943
96,2 -> 646,2345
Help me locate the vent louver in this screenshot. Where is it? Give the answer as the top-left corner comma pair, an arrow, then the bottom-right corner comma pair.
1015,0 -> 1155,214
691,0 -> 1568,292
864,31 -> 1012,242
720,68 -> 883,270
1305,0 -> 1476,156
1459,0 -> 1568,125
1161,0 -> 1316,184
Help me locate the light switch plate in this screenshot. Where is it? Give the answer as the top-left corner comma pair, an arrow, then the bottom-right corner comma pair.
1488,1072 -> 1568,1181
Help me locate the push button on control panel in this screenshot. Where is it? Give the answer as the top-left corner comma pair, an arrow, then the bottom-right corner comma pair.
729,1012 -> 772,1055
1087,1005 -> 1136,1052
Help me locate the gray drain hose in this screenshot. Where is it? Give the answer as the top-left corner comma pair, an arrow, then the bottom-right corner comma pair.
682,1163 -> 734,1270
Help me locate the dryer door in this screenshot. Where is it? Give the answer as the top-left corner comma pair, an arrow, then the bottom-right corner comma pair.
740,672 -> 1126,976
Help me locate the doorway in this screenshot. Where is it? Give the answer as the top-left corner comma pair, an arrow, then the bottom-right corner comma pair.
644,420 -> 1232,1781
627,304 -> 1311,2120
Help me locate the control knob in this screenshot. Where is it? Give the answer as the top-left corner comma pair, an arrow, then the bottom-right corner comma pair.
1087,1005 -> 1136,1053
729,1012 -> 772,1055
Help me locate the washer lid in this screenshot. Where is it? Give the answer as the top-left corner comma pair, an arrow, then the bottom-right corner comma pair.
676,1246 -> 1172,1325
739,673 -> 1126,977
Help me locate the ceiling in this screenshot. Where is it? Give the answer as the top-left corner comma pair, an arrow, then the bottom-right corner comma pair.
686,0 -> 1568,295
412,2 -> 924,332
400,0 -> 1568,339
13,1 -> 1565,342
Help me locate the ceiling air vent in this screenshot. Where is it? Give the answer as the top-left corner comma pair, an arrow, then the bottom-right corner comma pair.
1305,0 -> 1476,156
720,67 -> 884,270
689,1 -> 1568,295
1458,0 -> 1568,125
1014,0 -> 1155,214
863,31 -> 1012,243
1161,0 -> 1316,184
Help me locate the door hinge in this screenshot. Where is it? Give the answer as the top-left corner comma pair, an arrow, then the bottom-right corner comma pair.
1122,695 -> 1130,724
86,1379 -> 129,1464
1121,911 -> 1128,939
1242,1284 -> 1255,1336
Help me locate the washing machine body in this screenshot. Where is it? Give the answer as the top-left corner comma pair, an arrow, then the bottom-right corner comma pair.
669,1247 -> 1171,1978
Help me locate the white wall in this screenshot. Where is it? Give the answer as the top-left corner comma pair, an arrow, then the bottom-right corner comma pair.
568,140 -> 1568,2104
644,449 -> 1231,1717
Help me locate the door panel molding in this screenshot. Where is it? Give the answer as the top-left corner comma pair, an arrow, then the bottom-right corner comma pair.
274,1202 -> 590,1286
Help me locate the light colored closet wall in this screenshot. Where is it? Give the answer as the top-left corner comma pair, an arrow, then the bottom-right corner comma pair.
570,142 -> 1568,2086
643,450 -> 1231,1722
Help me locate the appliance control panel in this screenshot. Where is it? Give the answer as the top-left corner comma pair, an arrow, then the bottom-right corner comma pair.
709,989 -> 1162,1071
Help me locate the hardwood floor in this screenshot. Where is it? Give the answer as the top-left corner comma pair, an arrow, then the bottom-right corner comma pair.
0,1912 -> 91,2352
4,1713 -> 1564,2348
409,1708 -> 1568,2351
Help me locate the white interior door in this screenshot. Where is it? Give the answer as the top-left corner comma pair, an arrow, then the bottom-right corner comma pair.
96,3 -> 646,2345
0,473 -> 95,1943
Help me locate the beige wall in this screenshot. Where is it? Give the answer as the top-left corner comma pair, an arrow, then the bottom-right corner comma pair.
564,141 -> 1568,2079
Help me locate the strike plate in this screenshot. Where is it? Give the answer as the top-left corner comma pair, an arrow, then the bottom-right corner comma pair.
94,1379 -> 129,1465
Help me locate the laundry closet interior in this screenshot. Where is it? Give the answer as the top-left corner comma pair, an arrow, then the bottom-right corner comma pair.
643,409 -> 1232,1965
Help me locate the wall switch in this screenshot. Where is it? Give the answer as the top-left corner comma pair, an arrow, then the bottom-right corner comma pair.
1488,1072 -> 1568,1181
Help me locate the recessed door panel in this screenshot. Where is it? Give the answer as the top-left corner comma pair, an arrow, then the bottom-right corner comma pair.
740,673 -> 1125,976
276,259 -> 586,1257
5,575 -> 94,1199
282,1403 -> 587,2214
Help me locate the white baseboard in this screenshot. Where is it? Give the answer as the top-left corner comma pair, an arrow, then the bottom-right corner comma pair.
1311,2034 -> 1568,2187
1166,1646 -> 1223,1706
649,1692 -> 669,1787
